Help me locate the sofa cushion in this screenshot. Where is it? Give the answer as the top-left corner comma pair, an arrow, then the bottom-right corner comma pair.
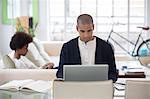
0,69 -> 57,85
2,55 -> 16,68
33,38 -> 50,62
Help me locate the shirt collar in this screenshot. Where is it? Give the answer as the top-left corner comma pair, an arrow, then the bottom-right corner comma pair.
78,37 -> 96,45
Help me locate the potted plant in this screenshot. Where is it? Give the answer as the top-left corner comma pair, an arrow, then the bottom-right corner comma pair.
16,16 -> 38,37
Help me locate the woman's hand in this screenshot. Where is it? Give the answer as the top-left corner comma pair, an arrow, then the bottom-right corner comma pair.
42,62 -> 54,69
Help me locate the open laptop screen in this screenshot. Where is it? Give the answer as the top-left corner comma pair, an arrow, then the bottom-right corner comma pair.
63,64 -> 108,81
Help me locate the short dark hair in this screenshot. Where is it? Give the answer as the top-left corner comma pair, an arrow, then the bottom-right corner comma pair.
10,32 -> 33,50
77,14 -> 93,25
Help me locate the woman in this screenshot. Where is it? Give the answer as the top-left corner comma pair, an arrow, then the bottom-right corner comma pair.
9,32 -> 54,69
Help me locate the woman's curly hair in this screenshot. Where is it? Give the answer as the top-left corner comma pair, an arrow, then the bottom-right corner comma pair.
10,32 -> 33,50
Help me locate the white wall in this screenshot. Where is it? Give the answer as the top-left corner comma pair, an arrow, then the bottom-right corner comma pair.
146,0 -> 150,38
146,0 -> 150,26
0,0 -> 14,56
36,0 -> 48,41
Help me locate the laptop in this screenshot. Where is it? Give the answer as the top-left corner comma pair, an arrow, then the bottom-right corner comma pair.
63,64 -> 108,81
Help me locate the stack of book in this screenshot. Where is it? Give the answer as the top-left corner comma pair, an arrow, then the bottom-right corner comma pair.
119,67 -> 145,78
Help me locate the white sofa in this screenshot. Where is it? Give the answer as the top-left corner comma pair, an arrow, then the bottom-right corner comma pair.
42,41 -> 64,56
0,69 -> 57,85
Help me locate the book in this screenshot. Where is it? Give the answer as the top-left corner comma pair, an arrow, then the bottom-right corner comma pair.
0,79 -> 52,93
114,83 -> 125,91
0,90 -> 50,99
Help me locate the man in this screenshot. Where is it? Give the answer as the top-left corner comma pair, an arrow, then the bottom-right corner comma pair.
56,14 -> 117,82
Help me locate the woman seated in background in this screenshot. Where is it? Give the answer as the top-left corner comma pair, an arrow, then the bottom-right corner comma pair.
9,32 -> 54,69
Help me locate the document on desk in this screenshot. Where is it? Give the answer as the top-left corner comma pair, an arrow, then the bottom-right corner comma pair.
114,83 -> 125,90
114,89 -> 125,97
0,79 -> 52,93
127,68 -> 144,73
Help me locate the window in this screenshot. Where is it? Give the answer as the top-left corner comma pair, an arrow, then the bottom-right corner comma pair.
47,0 -> 145,54
7,0 -> 21,19
2,0 -> 38,25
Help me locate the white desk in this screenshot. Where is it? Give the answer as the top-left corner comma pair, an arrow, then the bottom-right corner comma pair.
114,60 -> 150,99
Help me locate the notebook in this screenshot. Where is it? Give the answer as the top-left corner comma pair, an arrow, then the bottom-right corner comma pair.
63,64 -> 108,81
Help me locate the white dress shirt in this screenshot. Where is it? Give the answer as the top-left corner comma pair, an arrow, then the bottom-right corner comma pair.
78,37 -> 96,65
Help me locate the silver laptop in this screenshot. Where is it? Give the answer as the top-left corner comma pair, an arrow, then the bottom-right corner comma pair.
63,64 -> 108,81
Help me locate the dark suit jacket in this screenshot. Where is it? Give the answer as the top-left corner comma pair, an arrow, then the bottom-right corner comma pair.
56,36 -> 118,82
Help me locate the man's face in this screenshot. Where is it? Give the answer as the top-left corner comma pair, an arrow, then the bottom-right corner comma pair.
76,23 -> 94,42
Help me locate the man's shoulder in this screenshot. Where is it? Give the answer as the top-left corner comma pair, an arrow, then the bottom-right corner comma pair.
64,37 -> 79,45
95,36 -> 108,44
95,36 -> 113,48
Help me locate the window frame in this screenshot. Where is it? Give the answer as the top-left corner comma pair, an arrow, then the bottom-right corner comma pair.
2,0 -> 39,25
